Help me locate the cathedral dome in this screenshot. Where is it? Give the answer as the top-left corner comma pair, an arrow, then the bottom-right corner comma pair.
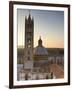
34,37 -> 48,55
34,46 -> 48,55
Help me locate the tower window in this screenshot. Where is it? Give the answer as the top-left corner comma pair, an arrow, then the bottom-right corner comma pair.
28,32 -> 32,35
28,51 -> 30,54
27,44 -> 31,48
29,39 -> 31,43
28,57 -> 30,60
27,38 -> 31,43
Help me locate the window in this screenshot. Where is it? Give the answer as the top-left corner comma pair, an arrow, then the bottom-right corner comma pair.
28,40 -> 31,43
27,38 -> 31,43
28,51 -> 30,54
27,32 -> 32,36
28,57 -> 30,60
27,44 -> 31,48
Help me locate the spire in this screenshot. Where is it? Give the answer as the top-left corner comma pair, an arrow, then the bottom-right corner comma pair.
28,9 -> 31,20
38,36 -> 42,46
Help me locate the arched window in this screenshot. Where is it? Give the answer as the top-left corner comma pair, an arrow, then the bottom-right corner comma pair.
27,38 -> 31,43
28,56 -> 30,60
27,44 -> 31,48
28,51 -> 30,54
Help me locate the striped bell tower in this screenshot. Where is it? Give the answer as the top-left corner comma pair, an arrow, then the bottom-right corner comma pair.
24,11 -> 34,69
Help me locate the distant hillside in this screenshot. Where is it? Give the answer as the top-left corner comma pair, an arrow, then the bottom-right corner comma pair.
46,48 -> 64,54
17,48 -> 64,56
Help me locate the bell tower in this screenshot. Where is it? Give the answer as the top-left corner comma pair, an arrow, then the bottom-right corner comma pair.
24,11 -> 34,69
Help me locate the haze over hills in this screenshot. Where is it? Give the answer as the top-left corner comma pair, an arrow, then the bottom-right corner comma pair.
17,47 -> 64,57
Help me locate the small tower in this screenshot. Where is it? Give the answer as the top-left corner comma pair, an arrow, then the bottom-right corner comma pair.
24,11 -> 34,69
38,36 -> 42,47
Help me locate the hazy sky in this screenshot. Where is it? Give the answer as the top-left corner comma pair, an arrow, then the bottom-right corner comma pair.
17,9 -> 64,48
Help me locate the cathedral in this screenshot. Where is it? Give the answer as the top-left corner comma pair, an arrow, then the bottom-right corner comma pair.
24,12 -> 48,70
23,12 -> 51,79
